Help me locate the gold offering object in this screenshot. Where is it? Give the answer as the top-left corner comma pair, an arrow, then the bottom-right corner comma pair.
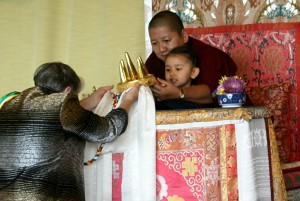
116,52 -> 156,92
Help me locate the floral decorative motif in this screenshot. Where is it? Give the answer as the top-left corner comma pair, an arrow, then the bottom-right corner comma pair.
156,174 -> 168,200
152,0 -> 300,27
247,83 -> 291,162
185,23 -> 300,162
157,151 -> 206,200
263,46 -> 285,73
212,76 -> 246,97
205,159 -> 219,185
262,0 -> 299,21
231,47 -> 250,76
200,0 -> 215,11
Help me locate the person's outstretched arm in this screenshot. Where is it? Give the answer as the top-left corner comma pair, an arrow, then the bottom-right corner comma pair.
80,84 -> 140,112
62,84 -> 141,143
80,85 -> 114,111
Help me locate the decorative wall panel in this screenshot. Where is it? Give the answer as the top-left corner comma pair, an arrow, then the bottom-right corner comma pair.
151,0 -> 300,27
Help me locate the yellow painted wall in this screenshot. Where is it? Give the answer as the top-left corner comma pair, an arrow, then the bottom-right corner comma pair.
0,0 -> 146,97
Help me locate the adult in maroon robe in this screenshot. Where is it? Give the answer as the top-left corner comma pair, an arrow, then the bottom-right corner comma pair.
145,10 -> 242,108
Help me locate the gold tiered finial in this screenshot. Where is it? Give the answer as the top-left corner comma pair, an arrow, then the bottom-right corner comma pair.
137,56 -> 149,79
119,60 -> 130,83
117,52 -> 156,92
125,52 -> 139,81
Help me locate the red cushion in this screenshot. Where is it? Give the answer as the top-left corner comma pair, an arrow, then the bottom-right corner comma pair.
282,162 -> 300,190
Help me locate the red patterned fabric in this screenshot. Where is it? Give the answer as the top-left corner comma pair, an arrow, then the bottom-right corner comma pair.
283,167 -> 300,190
156,125 -> 238,200
112,153 -> 124,201
247,83 -> 291,162
282,162 -> 300,196
186,23 -> 300,162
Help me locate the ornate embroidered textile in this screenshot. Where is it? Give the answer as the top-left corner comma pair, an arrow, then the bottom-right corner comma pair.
155,107 -> 287,201
151,0 -> 300,27
185,22 -> 300,162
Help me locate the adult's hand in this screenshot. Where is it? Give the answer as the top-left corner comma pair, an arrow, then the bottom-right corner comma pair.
150,78 -> 180,100
118,83 -> 141,112
80,85 -> 114,110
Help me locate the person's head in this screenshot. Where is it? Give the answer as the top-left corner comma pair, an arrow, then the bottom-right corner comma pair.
34,62 -> 81,94
148,10 -> 189,62
164,46 -> 200,88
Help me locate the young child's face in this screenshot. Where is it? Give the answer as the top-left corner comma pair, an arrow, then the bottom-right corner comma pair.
165,54 -> 197,88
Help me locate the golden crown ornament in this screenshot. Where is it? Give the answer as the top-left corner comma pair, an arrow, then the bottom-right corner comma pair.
116,52 -> 156,92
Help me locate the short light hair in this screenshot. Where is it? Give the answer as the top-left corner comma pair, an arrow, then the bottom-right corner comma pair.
148,10 -> 184,35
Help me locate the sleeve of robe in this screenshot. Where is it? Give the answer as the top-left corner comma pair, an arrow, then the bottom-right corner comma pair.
60,93 -> 128,143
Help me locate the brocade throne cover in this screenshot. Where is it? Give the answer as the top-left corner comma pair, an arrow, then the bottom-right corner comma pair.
186,23 -> 300,163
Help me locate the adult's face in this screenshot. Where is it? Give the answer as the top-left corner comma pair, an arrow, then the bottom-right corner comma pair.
149,26 -> 187,62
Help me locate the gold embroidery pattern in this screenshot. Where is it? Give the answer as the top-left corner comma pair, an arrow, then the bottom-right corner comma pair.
268,119 -> 288,201
156,107 -> 271,125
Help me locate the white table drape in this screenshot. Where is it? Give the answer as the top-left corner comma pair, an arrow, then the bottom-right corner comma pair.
84,86 -> 156,201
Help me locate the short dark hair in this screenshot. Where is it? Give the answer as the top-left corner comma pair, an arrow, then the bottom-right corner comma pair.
34,62 -> 81,94
148,10 -> 184,35
166,45 -> 198,66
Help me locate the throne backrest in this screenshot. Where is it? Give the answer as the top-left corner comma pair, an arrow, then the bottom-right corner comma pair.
186,23 -> 300,163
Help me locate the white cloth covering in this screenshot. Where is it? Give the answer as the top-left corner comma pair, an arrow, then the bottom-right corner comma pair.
84,86 -> 156,201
